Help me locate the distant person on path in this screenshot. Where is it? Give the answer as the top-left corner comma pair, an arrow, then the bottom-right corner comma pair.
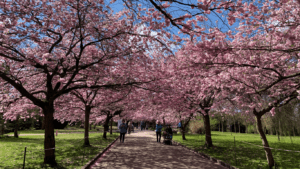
156,121 -> 163,143
128,121 -> 134,134
119,119 -> 127,143
140,121 -> 145,130
131,122 -> 134,133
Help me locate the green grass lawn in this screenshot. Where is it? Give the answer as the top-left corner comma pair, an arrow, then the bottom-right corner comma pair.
173,131 -> 300,169
0,132 -> 119,169
4,125 -> 119,135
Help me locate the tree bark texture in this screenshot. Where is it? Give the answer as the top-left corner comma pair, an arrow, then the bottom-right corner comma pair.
180,120 -> 186,140
43,105 -> 57,166
256,115 -> 275,168
110,118 -> 112,135
41,116 -> 45,130
203,113 -> 213,148
14,115 -> 19,138
84,106 -> 91,147
103,114 -> 111,139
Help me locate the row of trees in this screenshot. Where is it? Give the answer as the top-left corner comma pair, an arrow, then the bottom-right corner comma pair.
188,100 -> 300,138
1,0 -> 300,168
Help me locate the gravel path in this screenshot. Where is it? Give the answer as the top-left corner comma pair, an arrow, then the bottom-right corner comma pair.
89,130 -> 227,169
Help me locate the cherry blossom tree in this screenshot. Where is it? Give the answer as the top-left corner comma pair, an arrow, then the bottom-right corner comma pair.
170,1 -> 300,167
0,0 -> 171,165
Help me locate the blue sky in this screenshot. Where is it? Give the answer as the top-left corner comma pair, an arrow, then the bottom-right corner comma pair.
108,0 -> 241,50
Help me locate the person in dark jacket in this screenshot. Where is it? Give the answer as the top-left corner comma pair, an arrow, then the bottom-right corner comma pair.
166,125 -> 173,136
155,121 -> 163,143
119,119 -> 128,143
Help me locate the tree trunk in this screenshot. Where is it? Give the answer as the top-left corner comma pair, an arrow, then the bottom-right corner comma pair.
43,105 -> 57,166
103,114 -> 110,139
110,118 -> 112,135
279,120 -> 282,136
1,121 -> 3,135
181,120 -> 186,140
103,123 -> 109,139
234,120 -> 236,133
203,113 -> 213,148
239,122 -> 241,133
219,121 -> 221,132
256,115 -> 275,168
14,115 -> 19,138
222,120 -> 224,132
276,129 -> 280,141
270,128 -> 273,135
41,116 -> 45,130
84,106 -> 91,147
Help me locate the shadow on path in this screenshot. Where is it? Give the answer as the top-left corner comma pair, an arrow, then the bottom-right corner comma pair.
90,130 -> 226,169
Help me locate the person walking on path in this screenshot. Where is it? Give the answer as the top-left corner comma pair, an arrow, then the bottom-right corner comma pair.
128,121 -> 134,134
119,119 -> 127,143
155,121 -> 163,143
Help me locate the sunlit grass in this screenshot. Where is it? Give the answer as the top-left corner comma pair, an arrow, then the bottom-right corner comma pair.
173,131 -> 300,169
0,133 -> 119,169
4,125 -> 119,135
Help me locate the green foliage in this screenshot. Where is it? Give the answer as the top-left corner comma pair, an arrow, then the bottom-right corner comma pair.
246,125 -> 256,134
209,118 -> 219,131
189,119 -> 204,134
172,131 -> 300,169
188,116 -> 218,134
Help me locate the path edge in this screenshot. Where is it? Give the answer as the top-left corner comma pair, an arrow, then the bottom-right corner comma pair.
81,135 -> 120,169
172,140 -> 239,169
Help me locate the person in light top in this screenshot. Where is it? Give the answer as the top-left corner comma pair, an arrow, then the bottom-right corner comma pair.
155,121 -> 163,143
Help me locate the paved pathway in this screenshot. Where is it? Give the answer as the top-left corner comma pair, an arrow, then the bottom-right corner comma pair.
90,130 -> 227,169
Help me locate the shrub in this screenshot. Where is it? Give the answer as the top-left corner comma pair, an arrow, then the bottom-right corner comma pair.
189,120 -> 205,134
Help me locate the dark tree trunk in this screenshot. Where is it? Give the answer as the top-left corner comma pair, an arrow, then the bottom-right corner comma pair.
234,120 -> 236,133
84,106 -> 91,147
110,118 -> 112,135
279,120 -> 282,136
239,122 -> 241,133
180,120 -> 186,140
43,105 -> 57,166
14,115 -> 19,138
103,114 -> 110,139
1,120 -> 4,135
41,116 -> 45,130
103,123 -> 109,139
256,115 -> 275,168
219,121 -> 221,132
222,120 -> 224,132
203,113 -> 213,148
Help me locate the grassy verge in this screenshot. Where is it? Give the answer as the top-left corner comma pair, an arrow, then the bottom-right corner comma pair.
4,126 -> 119,135
173,131 -> 300,169
0,133 -> 119,169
